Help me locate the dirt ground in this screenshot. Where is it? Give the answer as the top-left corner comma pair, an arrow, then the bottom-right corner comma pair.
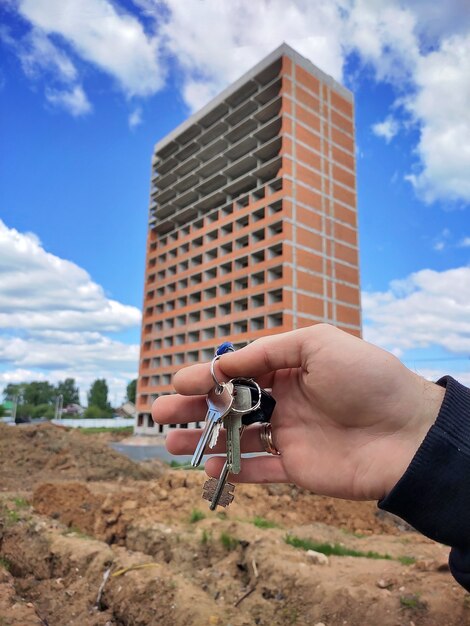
0,423 -> 469,626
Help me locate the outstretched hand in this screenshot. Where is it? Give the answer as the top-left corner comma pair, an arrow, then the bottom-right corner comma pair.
152,324 -> 444,501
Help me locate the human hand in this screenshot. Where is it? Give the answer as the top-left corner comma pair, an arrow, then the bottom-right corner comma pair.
152,324 -> 445,501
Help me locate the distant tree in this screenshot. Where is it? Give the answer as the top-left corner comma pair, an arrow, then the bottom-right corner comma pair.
0,404 -> 4,418
83,405 -> 107,419
3,383 -> 25,403
31,404 -> 55,419
87,379 -> 110,411
16,403 -> 34,419
56,378 -> 80,406
126,379 -> 137,404
23,381 -> 55,406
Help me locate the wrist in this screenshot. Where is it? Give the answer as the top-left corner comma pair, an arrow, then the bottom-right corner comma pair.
381,377 -> 445,498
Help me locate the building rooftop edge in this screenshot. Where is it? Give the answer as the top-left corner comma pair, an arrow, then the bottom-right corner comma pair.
153,42 -> 352,156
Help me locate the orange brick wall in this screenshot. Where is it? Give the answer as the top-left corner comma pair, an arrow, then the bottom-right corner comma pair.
280,55 -> 360,339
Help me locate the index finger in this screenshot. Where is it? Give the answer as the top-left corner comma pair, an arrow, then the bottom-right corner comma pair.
173,326 -> 313,395
219,326 -> 311,379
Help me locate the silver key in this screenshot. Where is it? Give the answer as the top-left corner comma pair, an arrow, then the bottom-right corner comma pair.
225,386 -> 250,475
191,382 -> 234,467
203,384 -> 252,509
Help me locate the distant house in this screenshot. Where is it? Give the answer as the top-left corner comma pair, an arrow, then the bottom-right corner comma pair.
115,401 -> 137,418
63,403 -> 85,416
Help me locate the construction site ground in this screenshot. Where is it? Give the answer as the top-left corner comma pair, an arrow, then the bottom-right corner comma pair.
0,422 -> 468,626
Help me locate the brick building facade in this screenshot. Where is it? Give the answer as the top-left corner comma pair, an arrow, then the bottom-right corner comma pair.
136,44 -> 361,435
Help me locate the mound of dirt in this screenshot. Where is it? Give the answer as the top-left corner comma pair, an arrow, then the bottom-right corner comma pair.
0,423 -> 164,490
32,474 -> 407,543
0,497 -> 466,626
1,424 -> 469,626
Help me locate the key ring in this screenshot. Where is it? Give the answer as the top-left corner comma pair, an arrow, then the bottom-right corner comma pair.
210,355 -> 224,393
229,377 -> 262,414
211,343 -> 235,393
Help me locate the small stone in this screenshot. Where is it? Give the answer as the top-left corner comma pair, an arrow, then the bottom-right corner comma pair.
414,557 -> 449,572
376,578 -> 394,589
306,550 -> 329,566
122,500 -> 138,511
159,489 -> 169,501
101,496 -> 114,514
413,558 -> 434,571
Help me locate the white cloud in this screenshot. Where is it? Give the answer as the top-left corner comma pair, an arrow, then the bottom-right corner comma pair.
458,237 -> 470,248
406,0 -> 470,48
404,32 -> 470,203
16,0 -> 164,97
0,22 -> 91,115
45,84 -> 92,116
5,0 -> 470,204
159,0 -> 346,111
128,106 -> 143,129
372,115 -> 400,143
16,27 -> 78,82
432,227 -> 451,252
363,266 -> 470,355
0,220 -> 140,331
0,332 -> 139,370
344,0 -> 419,83
0,220 -> 141,401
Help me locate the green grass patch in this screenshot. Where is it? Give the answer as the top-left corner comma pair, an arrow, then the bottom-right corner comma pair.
5,509 -> 20,525
220,531 -> 238,551
397,555 -> 416,565
285,535 -> 393,560
12,497 -> 29,509
285,534 -> 417,565
280,606 -> 299,624
251,516 -> 279,529
78,426 -> 134,436
400,593 -> 425,610
189,509 -> 205,524
201,529 -> 212,545
0,557 -> 11,571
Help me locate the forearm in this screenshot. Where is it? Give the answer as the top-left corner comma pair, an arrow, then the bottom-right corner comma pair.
379,376 -> 470,591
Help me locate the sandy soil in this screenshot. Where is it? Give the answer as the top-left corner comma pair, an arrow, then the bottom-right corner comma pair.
0,422 -> 469,626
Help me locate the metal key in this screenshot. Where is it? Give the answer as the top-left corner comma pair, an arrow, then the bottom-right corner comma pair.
203,461 -> 235,509
191,382 -> 234,467
203,384 -> 252,509
225,386 -> 251,475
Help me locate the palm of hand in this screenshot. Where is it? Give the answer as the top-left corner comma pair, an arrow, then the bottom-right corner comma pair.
265,358 -> 417,501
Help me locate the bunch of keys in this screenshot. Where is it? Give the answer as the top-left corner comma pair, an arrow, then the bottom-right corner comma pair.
191,342 -> 276,510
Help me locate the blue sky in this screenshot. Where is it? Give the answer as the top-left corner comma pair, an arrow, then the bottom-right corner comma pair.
1,0 -> 469,404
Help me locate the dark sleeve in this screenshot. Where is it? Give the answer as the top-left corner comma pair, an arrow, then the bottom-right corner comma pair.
378,376 -> 470,592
